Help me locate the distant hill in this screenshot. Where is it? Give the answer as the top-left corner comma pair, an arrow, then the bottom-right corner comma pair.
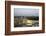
14,16 -> 39,20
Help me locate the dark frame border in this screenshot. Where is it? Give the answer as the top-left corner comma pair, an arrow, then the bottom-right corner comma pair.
5,1 -> 45,35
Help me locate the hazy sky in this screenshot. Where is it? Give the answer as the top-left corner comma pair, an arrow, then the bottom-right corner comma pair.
14,8 -> 39,16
